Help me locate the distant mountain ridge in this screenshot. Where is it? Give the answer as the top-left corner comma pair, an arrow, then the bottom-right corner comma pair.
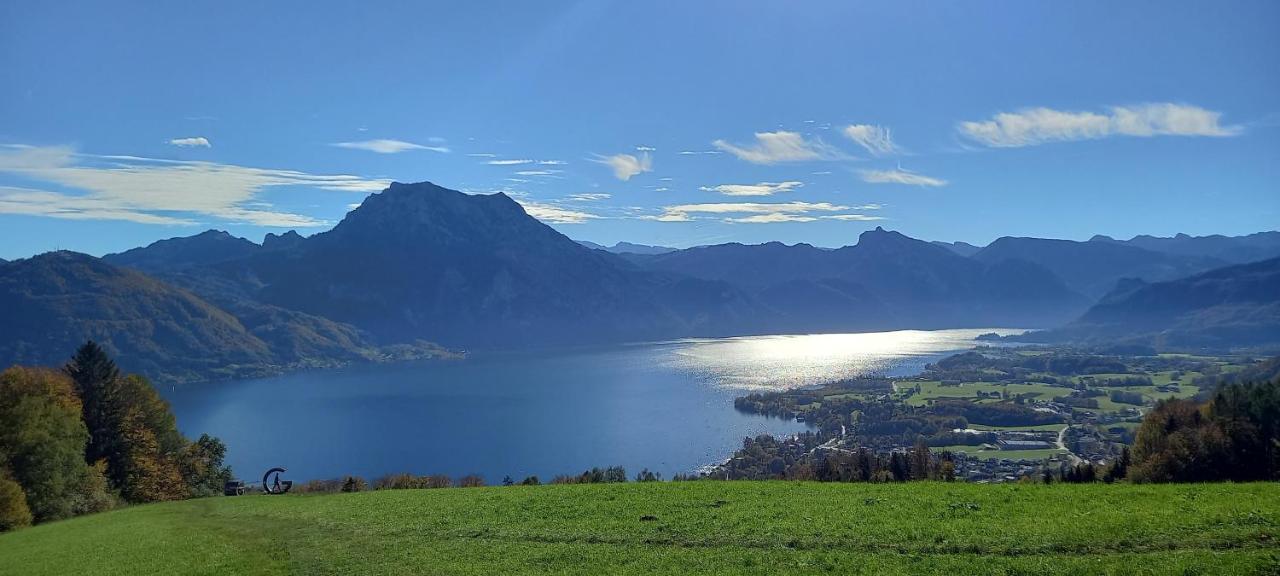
628,227 -> 1090,330
5,180 -> 1277,380
974,236 -> 1226,298
1091,231 -> 1280,264
578,240 -> 676,255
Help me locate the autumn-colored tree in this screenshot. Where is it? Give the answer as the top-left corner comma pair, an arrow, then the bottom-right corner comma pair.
1130,399 -> 1229,483
0,471 -> 33,532
117,407 -> 187,503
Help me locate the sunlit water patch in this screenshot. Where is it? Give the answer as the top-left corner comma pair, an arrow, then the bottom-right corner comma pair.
661,328 -> 1025,391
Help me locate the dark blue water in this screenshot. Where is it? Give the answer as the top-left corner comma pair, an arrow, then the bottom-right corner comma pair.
166,329 -> 1011,483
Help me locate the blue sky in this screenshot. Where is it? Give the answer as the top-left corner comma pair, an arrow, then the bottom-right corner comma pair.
1,1 -> 1277,259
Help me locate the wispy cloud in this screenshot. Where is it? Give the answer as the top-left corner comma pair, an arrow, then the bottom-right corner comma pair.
712,131 -> 846,164
331,139 -> 450,154
842,125 -> 897,156
824,214 -> 885,221
487,159 -> 534,165
958,103 -> 1242,147
168,137 -> 211,148
514,169 -> 563,177
592,152 -> 652,181
467,152 -> 497,157
699,181 -> 803,197
725,213 -> 818,223
0,144 -> 389,227
677,150 -> 721,155
635,145 -> 656,151
566,193 -> 611,201
859,167 -> 947,187
516,200 -> 600,224
646,201 -> 849,223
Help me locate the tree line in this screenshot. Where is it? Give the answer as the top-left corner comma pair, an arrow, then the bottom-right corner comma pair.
0,342 -> 231,532
1128,378 -> 1278,482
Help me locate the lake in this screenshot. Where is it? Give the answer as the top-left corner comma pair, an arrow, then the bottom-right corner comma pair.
165,328 -> 1020,483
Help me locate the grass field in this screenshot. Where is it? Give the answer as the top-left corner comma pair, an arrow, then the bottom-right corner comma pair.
898,381 -> 1067,407
1,482 -> 1277,575
933,445 -> 1068,462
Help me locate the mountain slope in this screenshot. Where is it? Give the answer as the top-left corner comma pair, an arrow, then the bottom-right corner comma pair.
974,236 -> 1224,298
246,181 -> 761,346
1036,257 -> 1280,348
105,229 -> 262,274
0,251 -> 275,381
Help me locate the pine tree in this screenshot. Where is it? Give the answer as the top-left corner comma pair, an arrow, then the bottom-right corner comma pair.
64,341 -> 124,474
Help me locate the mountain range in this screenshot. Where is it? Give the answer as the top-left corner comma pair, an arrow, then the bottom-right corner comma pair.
2,180 -> 1276,381
1029,257 -> 1280,348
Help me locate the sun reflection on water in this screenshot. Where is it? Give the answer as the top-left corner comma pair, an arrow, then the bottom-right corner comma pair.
664,328 -> 1024,391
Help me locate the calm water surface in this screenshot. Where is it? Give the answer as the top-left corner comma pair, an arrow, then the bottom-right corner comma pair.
166,328 -> 1020,482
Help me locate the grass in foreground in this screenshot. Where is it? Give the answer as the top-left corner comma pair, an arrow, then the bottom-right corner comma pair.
0,482 -> 1277,575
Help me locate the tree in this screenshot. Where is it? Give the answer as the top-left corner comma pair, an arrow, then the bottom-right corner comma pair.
64,342 -> 123,472
1102,447 -> 1130,483
116,408 -> 186,503
0,471 -> 32,532
910,439 -> 932,480
0,367 -> 99,522
1131,399 -> 1228,483
178,435 -> 232,498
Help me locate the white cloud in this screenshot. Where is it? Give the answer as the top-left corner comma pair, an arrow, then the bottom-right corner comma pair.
712,131 -> 846,164
677,150 -> 721,155
699,181 -> 803,197
331,139 -> 450,154
168,137 -> 211,148
726,213 -> 818,223
647,201 -> 848,223
489,159 -> 565,166
824,214 -> 885,221
842,125 -> 897,156
514,169 -> 563,176
859,167 -> 947,187
467,153 -> 497,157
957,103 -> 1242,147
516,200 -> 600,224
592,152 -> 652,181
0,185 -> 197,225
566,193 -> 611,201
635,146 -> 656,151
0,144 -> 390,227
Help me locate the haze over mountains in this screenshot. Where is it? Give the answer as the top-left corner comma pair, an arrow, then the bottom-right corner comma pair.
1,181 -> 1276,382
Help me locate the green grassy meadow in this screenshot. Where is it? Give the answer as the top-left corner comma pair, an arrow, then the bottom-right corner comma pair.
1,482 -> 1277,575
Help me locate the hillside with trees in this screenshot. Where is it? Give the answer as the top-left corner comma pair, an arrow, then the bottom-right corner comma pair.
0,343 -> 231,532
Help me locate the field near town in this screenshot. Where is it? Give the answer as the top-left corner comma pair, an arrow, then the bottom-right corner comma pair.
1,481 -> 1276,575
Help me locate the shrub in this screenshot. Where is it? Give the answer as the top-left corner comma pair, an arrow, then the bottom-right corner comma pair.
0,473 -> 32,532
457,475 -> 485,488
342,476 -> 367,492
